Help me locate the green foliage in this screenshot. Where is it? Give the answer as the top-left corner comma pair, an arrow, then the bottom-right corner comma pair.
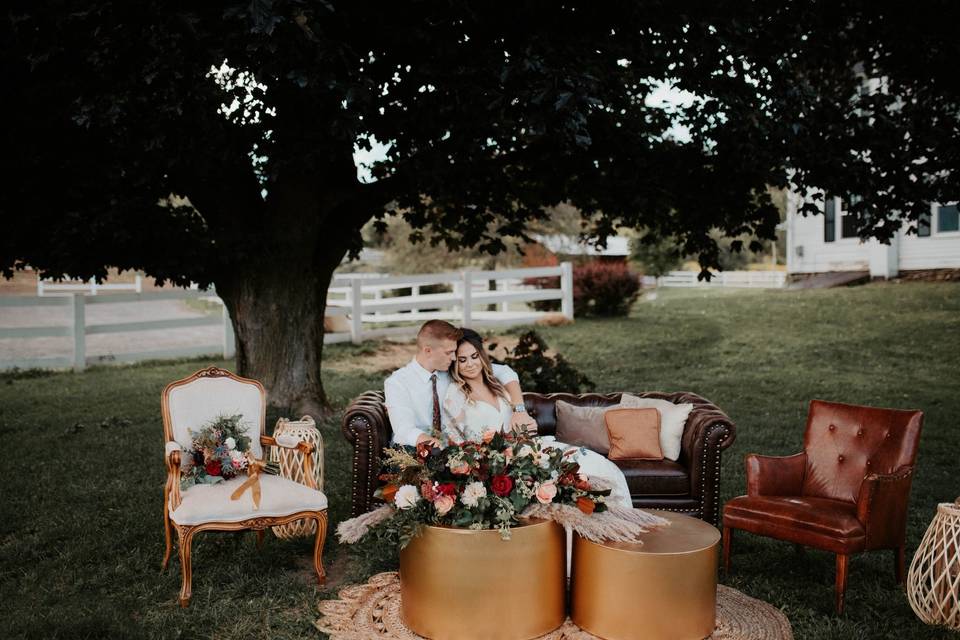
572,261 -> 640,317
630,233 -> 684,278
491,330 -> 594,393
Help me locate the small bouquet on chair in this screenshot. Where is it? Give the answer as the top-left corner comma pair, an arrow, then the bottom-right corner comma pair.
180,414 -> 274,490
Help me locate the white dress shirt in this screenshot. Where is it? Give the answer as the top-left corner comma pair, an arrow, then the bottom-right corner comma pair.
384,358 -> 519,446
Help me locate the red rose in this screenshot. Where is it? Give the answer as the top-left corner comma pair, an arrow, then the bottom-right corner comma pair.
491,474 -> 514,497
436,483 -> 457,497
204,460 -> 222,476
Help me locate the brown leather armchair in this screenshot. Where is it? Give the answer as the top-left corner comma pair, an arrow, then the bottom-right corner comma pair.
722,399 -> 923,614
342,390 -> 735,524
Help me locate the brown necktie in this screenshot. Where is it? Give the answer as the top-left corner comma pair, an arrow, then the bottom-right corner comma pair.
431,373 -> 441,436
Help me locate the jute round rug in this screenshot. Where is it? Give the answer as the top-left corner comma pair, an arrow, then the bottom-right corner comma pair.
315,572 -> 793,640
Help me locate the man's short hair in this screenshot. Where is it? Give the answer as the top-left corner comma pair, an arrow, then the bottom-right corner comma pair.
416,320 -> 461,347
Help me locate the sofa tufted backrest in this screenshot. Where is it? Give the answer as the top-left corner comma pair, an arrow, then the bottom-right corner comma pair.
800,399 -> 923,504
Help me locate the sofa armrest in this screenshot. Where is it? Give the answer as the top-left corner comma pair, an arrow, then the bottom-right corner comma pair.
857,465 -> 914,549
341,390 -> 391,516
164,442 -> 183,510
746,452 -> 806,496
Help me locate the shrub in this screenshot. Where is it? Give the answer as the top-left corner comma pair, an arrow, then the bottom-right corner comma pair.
489,330 -> 594,393
573,261 -> 639,317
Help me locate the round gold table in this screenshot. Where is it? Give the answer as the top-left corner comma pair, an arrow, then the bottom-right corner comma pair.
400,519 -> 566,640
570,510 -> 721,640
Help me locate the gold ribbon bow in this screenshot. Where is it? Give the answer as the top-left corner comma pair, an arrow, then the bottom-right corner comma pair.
230,452 -> 268,509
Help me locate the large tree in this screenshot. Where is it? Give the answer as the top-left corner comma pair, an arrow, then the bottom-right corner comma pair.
4,2 -> 958,415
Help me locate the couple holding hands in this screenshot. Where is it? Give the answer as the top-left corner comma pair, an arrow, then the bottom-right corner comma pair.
383,320 -> 631,507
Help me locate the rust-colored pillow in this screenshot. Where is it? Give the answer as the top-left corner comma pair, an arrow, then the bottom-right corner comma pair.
604,408 -> 663,460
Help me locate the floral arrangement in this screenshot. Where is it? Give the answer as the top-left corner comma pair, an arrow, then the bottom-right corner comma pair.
337,430 -> 669,549
180,414 -> 254,489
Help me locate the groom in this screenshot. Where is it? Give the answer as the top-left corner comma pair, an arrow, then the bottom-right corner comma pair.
384,319 -> 535,447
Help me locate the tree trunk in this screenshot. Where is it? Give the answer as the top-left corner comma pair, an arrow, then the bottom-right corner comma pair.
214,216 -> 353,420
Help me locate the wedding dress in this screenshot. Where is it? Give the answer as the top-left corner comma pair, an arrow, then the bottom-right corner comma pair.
442,385 -> 633,508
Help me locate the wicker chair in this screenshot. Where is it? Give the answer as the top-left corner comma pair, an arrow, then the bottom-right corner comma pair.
160,367 -> 328,606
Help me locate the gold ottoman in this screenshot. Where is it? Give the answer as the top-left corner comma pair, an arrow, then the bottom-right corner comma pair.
400,520 -> 566,640
571,510 -> 720,640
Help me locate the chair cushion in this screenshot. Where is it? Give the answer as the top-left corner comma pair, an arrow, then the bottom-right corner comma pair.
170,475 -> 327,526
723,495 -> 866,553
605,408 -> 663,460
615,459 -> 689,496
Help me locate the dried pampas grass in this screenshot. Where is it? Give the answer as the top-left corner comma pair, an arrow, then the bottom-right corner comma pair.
519,503 -> 669,544
336,504 -> 396,544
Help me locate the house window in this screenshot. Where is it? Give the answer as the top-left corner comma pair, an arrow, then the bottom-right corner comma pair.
840,194 -> 861,239
918,211 -> 931,237
938,204 -> 959,233
824,197 -> 836,243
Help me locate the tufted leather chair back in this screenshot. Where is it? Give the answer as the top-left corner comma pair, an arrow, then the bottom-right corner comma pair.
800,399 -> 923,504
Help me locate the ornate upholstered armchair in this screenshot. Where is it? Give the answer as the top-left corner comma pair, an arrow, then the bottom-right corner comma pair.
161,367 -> 328,607
722,399 -> 923,614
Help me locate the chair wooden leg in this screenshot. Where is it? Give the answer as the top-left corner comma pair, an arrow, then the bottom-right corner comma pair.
894,546 -> 906,585
313,511 -> 328,585
256,529 -> 265,549
177,526 -> 196,608
722,526 -> 733,574
161,510 -> 173,571
835,553 -> 849,615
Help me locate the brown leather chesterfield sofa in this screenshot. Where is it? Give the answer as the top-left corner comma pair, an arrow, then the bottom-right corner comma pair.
342,391 -> 736,525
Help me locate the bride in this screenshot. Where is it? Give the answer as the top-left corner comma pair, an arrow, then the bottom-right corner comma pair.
442,328 -> 632,508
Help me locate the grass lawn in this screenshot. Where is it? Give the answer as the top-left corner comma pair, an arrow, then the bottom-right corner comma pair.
1,281 -> 958,639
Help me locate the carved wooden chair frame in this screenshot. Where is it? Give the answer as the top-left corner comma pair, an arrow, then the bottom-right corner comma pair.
160,366 -> 327,607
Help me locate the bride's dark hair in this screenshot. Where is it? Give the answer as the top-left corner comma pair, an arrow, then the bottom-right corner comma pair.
449,328 -> 511,403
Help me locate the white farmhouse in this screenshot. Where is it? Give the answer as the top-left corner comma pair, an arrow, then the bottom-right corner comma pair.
786,192 -> 960,278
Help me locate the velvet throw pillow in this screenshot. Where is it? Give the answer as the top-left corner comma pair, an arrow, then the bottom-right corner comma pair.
555,400 -> 614,455
604,408 -> 663,460
617,396 -> 693,461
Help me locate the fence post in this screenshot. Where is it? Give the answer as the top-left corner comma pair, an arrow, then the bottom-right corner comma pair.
497,279 -> 508,313
71,293 -> 86,371
89,277 -> 98,296
561,261 -> 574,320
222,304 -> 236,360
462,270 -> 473,327
135,274 -> 142,293
350,278 -> 363,344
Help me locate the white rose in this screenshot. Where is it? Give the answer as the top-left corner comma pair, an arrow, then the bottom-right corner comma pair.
394,484 -> 421,510
225,437 -> 237,450
460,481 -> 487,507
517,445 -> 535,458
229,449 -> 244,461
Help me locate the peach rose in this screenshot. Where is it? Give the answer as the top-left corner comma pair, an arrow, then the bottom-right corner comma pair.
503,447 -> 514,463
535,481 -> 558,504
448,459 -> 471,475
482,429 -> 497,444
434,494 -> 455,516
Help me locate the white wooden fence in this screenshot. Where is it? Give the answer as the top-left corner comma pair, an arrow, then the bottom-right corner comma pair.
0,263 -> 573,371
37,274 -> 144,295
327,262 -> 573,344
649,270 -> 786,288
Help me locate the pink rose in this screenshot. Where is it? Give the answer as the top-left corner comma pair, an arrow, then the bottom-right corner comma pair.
434,494 -> 455,515
449,459 -> 471,475
502,447 -> 514,463
535,481 -> 558,504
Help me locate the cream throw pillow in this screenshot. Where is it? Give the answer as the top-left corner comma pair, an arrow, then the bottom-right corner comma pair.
618,395 -> 693,461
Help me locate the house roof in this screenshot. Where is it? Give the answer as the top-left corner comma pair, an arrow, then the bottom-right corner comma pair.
533,234 -> 631,257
